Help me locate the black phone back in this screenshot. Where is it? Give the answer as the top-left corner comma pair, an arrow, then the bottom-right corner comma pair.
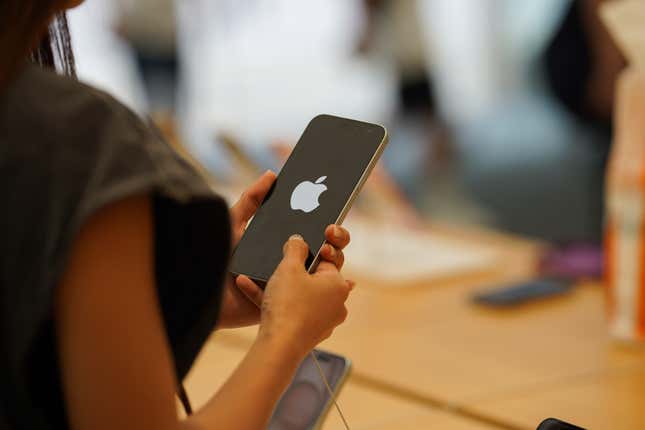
230,114 -> 386,284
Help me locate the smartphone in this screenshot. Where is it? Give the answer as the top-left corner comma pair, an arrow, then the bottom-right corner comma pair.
268,349 -> 351,430
230,114 -> 388,285
472,278 -> 573,308
536,418 -> 586,430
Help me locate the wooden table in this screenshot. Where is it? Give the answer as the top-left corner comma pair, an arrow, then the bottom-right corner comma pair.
183,335 -> 499,430
200,224 -> 645,429
464,362 -> 645,429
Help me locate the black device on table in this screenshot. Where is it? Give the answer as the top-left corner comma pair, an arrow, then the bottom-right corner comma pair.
472,278 -> 573,308
536,418 -> 586,430
230,114 -> 388,286
268,349 -> 351,430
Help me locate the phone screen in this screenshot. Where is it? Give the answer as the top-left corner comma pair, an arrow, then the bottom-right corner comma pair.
268,350 -> 350,430
230,114 -> 386,284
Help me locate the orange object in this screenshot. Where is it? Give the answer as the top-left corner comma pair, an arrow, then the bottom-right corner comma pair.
605,68 -> 645,341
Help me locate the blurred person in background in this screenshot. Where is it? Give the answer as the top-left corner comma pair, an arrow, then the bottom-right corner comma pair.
0,1 -> 356,429
413,0 -> 622,243
117,0 -> 178,111
67,0 -> 178,114
540,0 -> 625,248
329,0 -> 621,242
545,0 -> 625,134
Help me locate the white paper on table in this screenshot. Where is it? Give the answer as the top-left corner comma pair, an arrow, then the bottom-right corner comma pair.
342,218 -> 497,284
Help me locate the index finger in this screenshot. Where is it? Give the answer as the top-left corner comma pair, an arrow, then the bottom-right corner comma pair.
325,225 -> 350,249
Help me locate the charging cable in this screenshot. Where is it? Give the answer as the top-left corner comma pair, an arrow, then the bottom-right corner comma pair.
310,349 -> 351,429
178,295 -> 351,430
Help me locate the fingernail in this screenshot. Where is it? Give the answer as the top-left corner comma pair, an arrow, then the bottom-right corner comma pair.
327,244 -> 336,257
289,234 -> 303,241
333,226 -> 342,239
265,169 -> 275,176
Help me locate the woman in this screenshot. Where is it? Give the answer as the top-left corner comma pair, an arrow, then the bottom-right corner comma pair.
0,2 -> 354,429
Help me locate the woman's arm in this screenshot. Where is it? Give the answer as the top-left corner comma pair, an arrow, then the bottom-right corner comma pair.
55,195 -> 180,430
186,334 -> 301,429
55,195 -> 350,430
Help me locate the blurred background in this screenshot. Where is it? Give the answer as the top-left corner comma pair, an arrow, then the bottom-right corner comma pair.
70,0 -> 624,249
65,2 -> 645,428
68,0 -> 623,246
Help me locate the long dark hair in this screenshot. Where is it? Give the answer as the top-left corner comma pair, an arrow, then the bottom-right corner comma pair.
32,13 -> 76,77
0,2 -> 76,86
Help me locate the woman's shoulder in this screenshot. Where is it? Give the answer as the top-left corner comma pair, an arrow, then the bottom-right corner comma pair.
6,62 -> 129,115
0,63 -> 141,150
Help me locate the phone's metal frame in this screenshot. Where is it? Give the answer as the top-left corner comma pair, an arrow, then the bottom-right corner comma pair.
231,118 -> 389,285
307,126 -> 389,275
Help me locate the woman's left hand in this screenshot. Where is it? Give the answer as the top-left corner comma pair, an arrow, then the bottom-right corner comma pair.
218,170 -> 352,328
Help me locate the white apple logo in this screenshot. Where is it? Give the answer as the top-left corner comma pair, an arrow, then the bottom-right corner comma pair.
290,176 -> 328,213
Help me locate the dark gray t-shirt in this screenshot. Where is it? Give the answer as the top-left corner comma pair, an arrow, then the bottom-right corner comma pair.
0,64 -> 231,429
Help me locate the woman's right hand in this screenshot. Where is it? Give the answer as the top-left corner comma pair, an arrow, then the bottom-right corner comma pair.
236,235 -> 354,360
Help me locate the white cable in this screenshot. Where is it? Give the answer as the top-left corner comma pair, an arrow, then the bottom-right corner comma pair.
246,291 -> 351,429
310,349 -> 351,430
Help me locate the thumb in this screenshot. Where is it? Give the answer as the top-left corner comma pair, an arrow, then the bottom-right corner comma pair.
282,234 -> 309,268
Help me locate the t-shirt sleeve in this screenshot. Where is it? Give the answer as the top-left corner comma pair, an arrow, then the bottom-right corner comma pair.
2,80 -> 230,396
56,92 -> 233,379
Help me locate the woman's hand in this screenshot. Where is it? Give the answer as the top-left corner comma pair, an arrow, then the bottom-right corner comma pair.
217,171 -> 353,328
240,235 -> 354,359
